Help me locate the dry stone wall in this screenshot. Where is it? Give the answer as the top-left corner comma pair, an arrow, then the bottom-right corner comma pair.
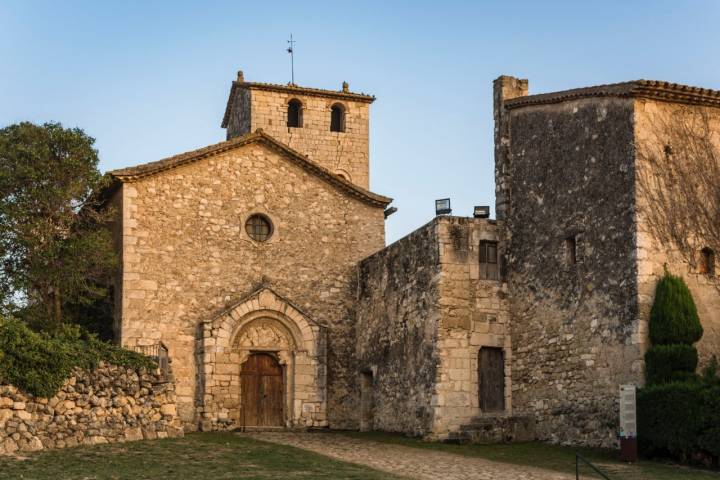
0,363 -> 182,455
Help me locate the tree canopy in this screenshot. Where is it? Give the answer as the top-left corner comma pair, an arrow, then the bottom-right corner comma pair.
0,122 -> 116,332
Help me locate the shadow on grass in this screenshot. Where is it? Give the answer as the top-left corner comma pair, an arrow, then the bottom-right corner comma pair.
340,431 -> 720,480
0,432 -> 404,480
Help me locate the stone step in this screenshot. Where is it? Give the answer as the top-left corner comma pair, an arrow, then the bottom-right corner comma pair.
450,415 -> 536,444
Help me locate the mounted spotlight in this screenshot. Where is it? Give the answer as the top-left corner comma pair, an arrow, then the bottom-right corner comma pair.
435,198 -> 451,216
473,206 -> 490,219
384,206 -> 398,218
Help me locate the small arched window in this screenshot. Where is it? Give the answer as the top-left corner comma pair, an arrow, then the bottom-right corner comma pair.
699,247 -> 715,276
330,103 -> 345,132
287,99 -> 303,128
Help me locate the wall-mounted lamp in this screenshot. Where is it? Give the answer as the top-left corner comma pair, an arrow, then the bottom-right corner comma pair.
384,206 -> 398,218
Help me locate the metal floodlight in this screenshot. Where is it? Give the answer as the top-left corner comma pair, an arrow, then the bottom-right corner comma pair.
435,198 -> 451,216
473,206 -> 490,219
384,206 -> 398,218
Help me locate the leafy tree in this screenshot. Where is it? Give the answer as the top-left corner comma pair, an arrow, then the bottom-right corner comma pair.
0,122 -> 116,331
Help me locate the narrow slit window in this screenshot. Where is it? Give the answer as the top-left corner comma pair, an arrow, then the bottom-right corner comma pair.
565,236 -> 577,266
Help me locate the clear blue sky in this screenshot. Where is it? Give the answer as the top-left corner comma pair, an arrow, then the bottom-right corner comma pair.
2,1 -> 719,242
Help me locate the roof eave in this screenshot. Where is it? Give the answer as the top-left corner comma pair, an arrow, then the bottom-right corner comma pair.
504,79 -> 720,110
108,130 -> 392,209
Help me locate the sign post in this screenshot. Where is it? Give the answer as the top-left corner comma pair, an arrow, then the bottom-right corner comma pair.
619,384 -> 638,462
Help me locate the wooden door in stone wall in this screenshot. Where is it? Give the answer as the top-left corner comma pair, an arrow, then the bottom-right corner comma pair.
479,347 -> 505,412
240,353 -> 284,427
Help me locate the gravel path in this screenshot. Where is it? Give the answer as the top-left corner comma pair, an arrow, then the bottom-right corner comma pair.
244,431 -> 575,480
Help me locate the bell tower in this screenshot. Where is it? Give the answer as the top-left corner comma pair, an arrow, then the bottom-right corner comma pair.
222,71 -> 375,189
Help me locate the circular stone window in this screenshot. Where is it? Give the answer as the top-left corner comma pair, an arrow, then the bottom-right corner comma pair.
245,214 -> 273,242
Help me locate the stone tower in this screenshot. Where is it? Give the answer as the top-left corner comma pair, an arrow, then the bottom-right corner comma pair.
221,71 -> 375,189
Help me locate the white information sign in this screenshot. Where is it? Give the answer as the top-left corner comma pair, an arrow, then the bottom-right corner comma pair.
619,384 -> 637,438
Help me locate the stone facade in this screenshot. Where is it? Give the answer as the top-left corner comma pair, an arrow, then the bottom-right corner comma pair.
223,73 -> 374,189
106,71 -> 719,448
198,286 -> 328,430
497,77 -> 720,447
634,99 -> 720,365
356,217 -> 524,441
0,363 -> 182,455
497,84 -> 640,447
109,82 -> 389,431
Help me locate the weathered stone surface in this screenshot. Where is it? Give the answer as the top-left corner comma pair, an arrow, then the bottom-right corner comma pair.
110,76 -> 386,430
496,76 -> 720,448
0,363 -> 183,456
357,216 -> 514,440
225,79 -> 372,189
498,86 -> 640,448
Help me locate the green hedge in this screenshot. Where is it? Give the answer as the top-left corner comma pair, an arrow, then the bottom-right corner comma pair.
0,316 -> 154,398
639,381 -> 720,464
649,273 -> 703,345
645,344 -> 699,385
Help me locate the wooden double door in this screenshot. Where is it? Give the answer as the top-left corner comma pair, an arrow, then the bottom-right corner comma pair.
240,353 -> 284,427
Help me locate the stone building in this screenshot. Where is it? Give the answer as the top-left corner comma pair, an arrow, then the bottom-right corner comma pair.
106,71 -> 719,447
495,76 -> 720,446
106,74 -> 390,429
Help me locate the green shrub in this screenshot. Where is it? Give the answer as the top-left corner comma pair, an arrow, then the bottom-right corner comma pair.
649,273 -> 703,345
645,344 -> 699,384
0,316 -> 154,398
638,381 -> 720,464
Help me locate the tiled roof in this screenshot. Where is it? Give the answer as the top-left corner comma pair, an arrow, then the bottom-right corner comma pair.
108,130 -> 392,208
222,80 -> 375,128
505,80 -> 720,109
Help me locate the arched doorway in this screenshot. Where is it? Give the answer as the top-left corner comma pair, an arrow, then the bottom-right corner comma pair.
240,353 -> 284,427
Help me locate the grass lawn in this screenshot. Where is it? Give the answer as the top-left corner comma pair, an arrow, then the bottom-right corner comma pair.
0,432 -> 403,480
343,431 -> 720,480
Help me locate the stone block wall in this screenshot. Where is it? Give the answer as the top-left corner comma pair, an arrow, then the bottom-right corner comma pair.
0,363 -> 182,455
634,99 -> 720,366
226,85 -> 372,189
356,216 -> 510,439
501,95 -> 642,448
114,142 -> 385,429
197,287 -> 329,430
432,217 -> 511,437
356,219 -> 442,435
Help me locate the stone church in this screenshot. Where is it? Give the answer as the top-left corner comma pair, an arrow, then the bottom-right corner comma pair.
106,71 -> 720,447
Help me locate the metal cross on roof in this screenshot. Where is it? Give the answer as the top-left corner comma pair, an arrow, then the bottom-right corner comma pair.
287,34 -> 296,85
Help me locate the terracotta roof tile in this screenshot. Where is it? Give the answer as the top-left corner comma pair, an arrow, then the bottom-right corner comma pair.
505,80 -> 720,109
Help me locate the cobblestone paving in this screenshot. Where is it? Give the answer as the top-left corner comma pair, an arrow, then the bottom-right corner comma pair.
244,432 -> 575,480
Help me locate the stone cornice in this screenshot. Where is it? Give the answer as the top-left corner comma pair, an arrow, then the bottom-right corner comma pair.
108,130 -> 392,208
504,80 -> 720,110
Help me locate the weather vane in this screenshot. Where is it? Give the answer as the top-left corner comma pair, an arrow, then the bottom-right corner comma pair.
287,34 -> 296,85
